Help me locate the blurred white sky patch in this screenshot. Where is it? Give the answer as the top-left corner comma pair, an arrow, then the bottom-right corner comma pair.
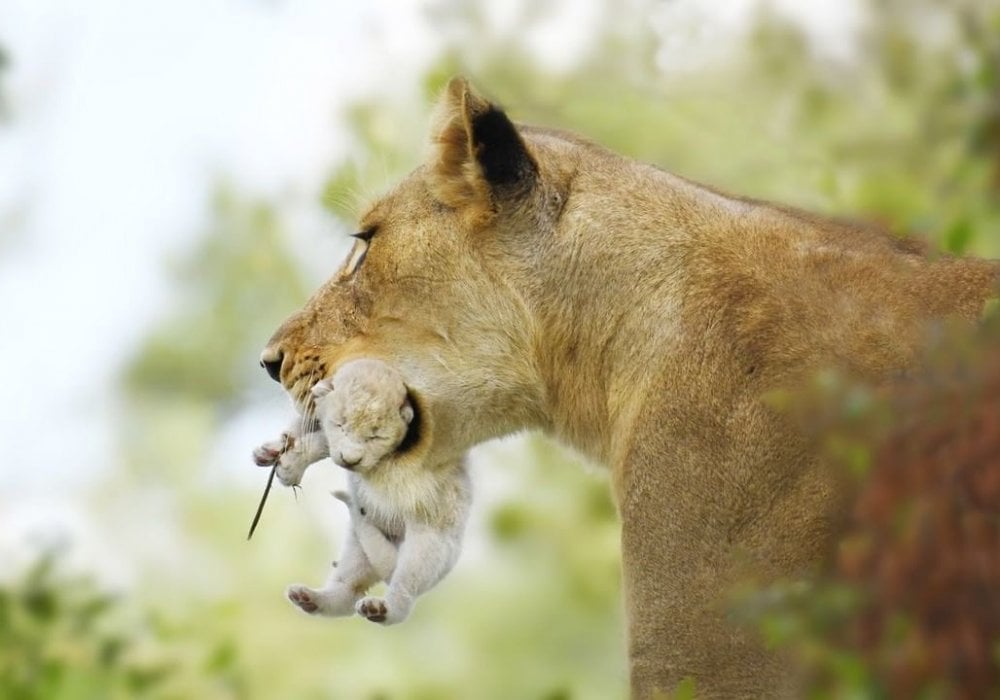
652,0 -> 865,73
772,0 -> 866,61
0,0 -> 434,493
482,0 -> 605,73
0,495 -> 134,588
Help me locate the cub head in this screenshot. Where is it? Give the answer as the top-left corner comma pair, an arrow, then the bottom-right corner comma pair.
260,78 -> 585,465
312,359 -> 414,472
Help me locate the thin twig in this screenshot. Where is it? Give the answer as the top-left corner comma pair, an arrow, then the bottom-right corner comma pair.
247,464 -> 277,541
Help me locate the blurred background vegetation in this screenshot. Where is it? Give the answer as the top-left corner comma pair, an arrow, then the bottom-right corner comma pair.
2,0 -> 999,698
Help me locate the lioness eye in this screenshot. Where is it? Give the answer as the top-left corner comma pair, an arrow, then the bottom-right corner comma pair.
343,238 -> 369,276
343,228 -> 375,277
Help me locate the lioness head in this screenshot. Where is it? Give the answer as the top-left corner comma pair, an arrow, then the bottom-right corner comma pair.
262,77 -> 720,468
261,78 -> 592,465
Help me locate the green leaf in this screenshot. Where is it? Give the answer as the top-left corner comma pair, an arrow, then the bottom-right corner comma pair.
944,218 -> 973,254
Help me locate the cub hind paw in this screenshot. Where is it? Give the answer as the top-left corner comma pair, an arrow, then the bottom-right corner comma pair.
286,584 -> 320,614
355,596 -> 388,623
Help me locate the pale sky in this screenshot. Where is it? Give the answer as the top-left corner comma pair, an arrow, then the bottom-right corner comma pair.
0,0 -> 419,490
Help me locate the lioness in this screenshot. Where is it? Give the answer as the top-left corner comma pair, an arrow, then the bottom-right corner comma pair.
258,78 -> 1000,698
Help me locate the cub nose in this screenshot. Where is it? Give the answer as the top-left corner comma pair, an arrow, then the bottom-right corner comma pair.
259,348 -> 284,383
337,452 -> 362,470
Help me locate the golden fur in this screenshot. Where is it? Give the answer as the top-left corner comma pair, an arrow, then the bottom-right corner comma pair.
260,78 -> 1000,698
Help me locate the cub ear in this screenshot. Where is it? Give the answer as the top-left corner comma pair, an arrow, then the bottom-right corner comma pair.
399,400 -> 415,426
311,379 -> 333,399
427,77 -> 537,216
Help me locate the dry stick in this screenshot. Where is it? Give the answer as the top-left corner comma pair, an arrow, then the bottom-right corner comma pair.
247,432 -> 296,541
247,464 -> 277,541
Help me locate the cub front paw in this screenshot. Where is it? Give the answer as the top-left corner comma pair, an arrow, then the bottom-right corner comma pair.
253,432 -> 295,467
252,442 -> 282,467
286,584 -> 320,614
355,596 -> 388,623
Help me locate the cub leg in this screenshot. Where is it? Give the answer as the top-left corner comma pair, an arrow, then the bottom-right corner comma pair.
356,521 -> 460,625
287,525 -> 379,616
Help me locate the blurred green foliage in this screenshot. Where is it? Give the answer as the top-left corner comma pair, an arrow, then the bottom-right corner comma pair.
0,550 -> 247,700
12,0 -> 1000,697
125,185 -> 311,410
737,310 -> 1000,699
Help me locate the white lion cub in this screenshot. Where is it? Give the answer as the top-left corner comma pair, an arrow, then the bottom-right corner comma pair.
275,359 -> 471,625
250,359 -> 413,487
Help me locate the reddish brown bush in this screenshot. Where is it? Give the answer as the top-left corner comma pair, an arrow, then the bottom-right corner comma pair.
836,322 -> 1000,699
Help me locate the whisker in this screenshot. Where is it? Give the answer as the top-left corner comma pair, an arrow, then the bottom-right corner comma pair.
297,367 -> 321,440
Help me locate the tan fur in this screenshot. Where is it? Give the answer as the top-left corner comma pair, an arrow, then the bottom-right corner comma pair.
260,78 -> 1000,698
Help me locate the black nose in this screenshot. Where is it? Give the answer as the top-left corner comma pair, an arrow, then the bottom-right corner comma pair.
260,351 -> 284,383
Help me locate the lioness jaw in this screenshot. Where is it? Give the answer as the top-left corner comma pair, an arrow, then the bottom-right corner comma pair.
260,77 -> 1000,698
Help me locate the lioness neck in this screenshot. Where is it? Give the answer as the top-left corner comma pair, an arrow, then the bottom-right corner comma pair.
520,144 -> 999,465
525,152 -> 718,462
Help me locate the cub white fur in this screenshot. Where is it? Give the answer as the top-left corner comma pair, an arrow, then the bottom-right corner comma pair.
312,358 -> 414,472
253,358 -> 471,625
251,359 -> 414,486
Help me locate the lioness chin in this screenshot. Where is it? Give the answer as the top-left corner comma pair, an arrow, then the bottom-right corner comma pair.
258,77 -> 1000,699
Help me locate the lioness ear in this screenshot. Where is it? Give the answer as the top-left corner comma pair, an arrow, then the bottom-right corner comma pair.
427,77 -> 537,216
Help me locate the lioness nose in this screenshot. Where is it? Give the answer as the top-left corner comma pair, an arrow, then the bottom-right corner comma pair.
259,348 -> 284,383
